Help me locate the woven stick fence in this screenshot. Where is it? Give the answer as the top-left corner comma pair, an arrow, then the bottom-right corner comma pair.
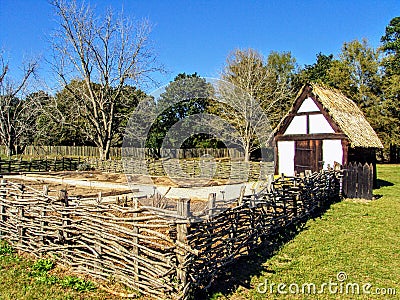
0,169 -> 341,299
111,158 -> 274,182
0,157 -> 274,184
0,157 -> 82,173
0,146 -> 244,159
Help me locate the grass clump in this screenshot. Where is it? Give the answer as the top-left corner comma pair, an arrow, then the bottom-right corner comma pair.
60,276 -> 96,292
27,258 -> 96,292
0,240 -> 14,255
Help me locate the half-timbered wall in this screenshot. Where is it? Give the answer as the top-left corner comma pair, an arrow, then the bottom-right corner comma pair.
277,141 -> 295,175
277,97 -> 343,175
283,97 -> 334,135
322,139 -> 343,168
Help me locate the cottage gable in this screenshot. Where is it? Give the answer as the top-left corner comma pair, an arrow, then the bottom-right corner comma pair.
284,97 -> 335,135
298,97 -> 319,112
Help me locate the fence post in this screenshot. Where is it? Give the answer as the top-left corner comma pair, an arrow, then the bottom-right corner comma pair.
132,197 -> 140,283
208,193 -> 216,218
293,194 -> 298,218
97,192 -> 102,205
59,190 -> 70,247
250,189 -> 256,207
237,186 -> 246,206
176,198 -> 190,297
43,185 -> 49,196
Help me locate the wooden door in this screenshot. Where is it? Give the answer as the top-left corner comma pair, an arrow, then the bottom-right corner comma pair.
294,140 -> 322,174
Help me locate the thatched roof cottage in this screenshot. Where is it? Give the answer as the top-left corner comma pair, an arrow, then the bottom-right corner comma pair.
273,83 -> 383,176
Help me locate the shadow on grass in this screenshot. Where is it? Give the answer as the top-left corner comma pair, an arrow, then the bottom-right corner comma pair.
194,199 -> 340,299
376,178 -> 394,189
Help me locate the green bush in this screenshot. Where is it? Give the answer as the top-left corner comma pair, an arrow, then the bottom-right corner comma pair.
32,259 -> 55,273
60,276 -> 96,292
77,162 -> 93,171
0,240 -> 14,255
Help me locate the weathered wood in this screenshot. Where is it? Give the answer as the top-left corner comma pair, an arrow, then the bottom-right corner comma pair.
237,186 -> 246,206
342,162 -> 373,200
97,192 -> 102,205
176,198 -> 190,298
132,197 -> 140,282
208,193 -> 216,218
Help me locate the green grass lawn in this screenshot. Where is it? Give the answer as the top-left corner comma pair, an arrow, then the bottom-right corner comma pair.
0,165 -> 399,299
209,164 -> 400,299
0,249 -> 124,300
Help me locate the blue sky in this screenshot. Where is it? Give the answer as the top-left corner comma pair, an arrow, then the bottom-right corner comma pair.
0,0 -> 399,92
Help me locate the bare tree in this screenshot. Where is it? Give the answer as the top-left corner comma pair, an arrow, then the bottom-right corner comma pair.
221,49 -> 296,125
211,48 -> 296,161
211,81 -> 272,162
48,0 -> 164,159
0,52 -> 39,157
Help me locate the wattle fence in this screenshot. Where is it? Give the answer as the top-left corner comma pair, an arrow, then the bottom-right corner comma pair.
0,157 -> 275,183
0,157 -> 82,173
0,169 -> 341,299
0,145 -> 244,159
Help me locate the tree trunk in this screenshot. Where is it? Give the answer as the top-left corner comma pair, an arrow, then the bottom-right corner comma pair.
98,140 -> 111,160
104,139 -> 111,160
6,138 -> 14,157
98,147 -> 106,161
6,147 -> 12,158
244,143 -> 251,162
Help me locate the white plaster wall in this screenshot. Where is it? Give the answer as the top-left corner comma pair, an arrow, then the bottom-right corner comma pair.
322,140 -> 343,169
298,97 -> 320,112
309,114 -> 335,133
278,141 -> 295,176
284,115 -> 307,134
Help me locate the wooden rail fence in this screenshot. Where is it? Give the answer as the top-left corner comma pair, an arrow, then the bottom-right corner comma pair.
0,169 -> 341,299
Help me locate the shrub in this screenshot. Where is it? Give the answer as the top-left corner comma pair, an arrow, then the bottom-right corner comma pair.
60,276 -> 96,292
77,162 -> 93,171
0,240 -> 14,255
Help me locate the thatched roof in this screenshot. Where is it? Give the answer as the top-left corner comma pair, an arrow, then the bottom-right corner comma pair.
275,83 -> 383,148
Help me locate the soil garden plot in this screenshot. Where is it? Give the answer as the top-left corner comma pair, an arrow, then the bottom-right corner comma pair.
2,171 -> 133,200
1,170 -> 260,218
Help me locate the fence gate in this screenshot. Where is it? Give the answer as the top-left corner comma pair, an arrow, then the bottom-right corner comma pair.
342,162 -> 373,200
